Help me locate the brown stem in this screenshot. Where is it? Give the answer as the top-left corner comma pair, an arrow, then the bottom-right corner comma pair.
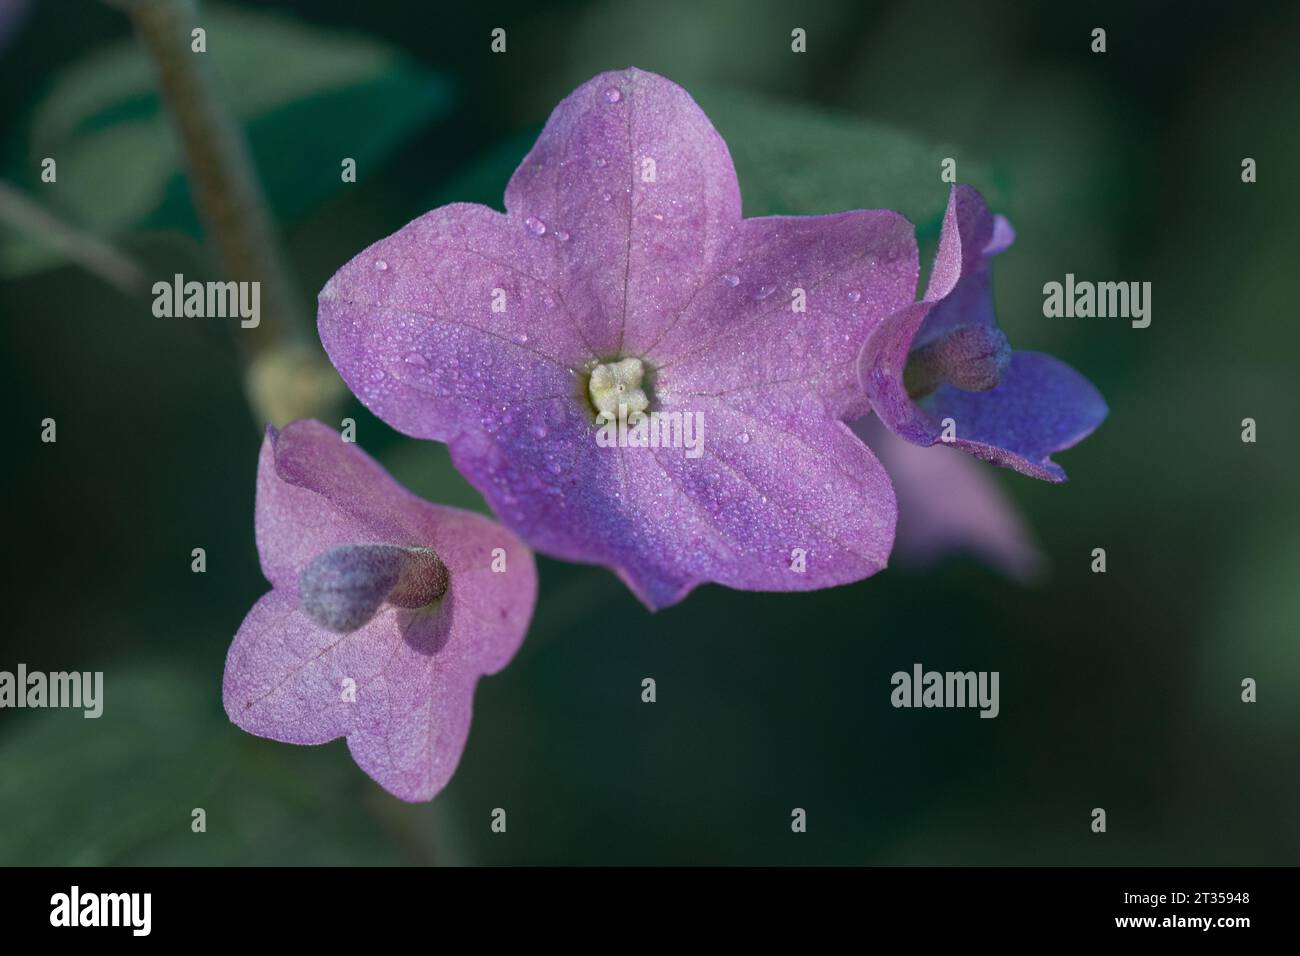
0,180 -> 147,294
108,0 -> 344,425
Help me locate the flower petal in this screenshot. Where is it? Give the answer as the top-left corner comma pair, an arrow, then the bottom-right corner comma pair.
632,408 -> 897,604
924,183 -> 1001,300
648,210 -> 918,421
223,576 -> 527,802
448,397 -> 897,609
853,414 -> 1040,580
256,421 -> 433,588
445,397 -> 617,570
856,299 -> 938,446
921,351 -> 1109,482
318,202 -> 588,444
505,67 -> 743,358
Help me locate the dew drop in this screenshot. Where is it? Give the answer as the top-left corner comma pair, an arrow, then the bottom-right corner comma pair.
403,352 -> 427,367
738,432 -> 751,444
369,369 -> 385,382
525,216 -> 547,235
374,259 -> 389,272
602,192 -> 612,202
604,88 -> 622,103
722,273 -> 740,287
554,229 -> 570,241
755,284 -> 777,300
847,290 -> 861,303
595,157 -> 607,168
532,424 -> 548,439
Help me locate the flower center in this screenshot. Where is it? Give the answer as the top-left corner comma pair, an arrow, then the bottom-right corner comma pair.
904,324 -> 1011,399
588,357 -> 650,419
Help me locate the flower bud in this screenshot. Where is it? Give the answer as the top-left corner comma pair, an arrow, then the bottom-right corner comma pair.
299,544 -> 448,633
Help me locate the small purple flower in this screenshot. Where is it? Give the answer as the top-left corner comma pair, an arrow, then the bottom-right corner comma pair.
853,414 -> 1041,581
222,420 -> 537,802
319,68 -> 918,609
858,184 -> 1107,482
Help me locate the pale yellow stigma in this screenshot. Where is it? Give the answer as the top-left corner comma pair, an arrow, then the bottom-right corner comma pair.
588,357 -> 649,418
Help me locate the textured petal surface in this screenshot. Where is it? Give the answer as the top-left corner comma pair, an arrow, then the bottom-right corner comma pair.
922,182 -> 999,301
319,68 -> 907,608
922,351 -> 1108,482
505,67 -> 744,357
318,202 -> 587,444
637,409 -> 897,602
648,210 -> 917,421
853,414 -> 1040,580
226,420 -> 537,801
859,184 -> 1106,480
449,401 -> 896,609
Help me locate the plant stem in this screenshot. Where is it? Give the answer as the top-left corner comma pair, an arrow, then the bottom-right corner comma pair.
0,180 -> 146,294
108,0 -> 344,426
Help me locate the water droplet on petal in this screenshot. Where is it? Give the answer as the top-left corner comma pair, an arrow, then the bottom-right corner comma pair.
374,259 -> 389,271
403,352 -> 427,367
738,432 -> 751,444
602,192 -> 612,202
755,284 -> 777,300
847,290 -> 861,303
595,157 -> 607,168
532,424 -> 548,438
604,88 -> 622,103
369,369 -> 385,382
722,274 -> 740,287
524,216 -> 546,235
554,229 -> 570,241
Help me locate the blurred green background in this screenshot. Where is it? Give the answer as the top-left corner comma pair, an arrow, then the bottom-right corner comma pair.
2,0 -> 1297,865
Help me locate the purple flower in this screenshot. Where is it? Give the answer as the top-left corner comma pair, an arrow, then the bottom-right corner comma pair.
319,68 -> 918,609
222,420 -> 537,802
853,414 -> 1041,581
857,184 -> 1107,482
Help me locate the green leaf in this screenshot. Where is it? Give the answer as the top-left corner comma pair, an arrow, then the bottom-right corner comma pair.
3,4 -> 451,276
0,667 -> 235,865
694,88 -> 1005,240
0,663 -> 422,865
